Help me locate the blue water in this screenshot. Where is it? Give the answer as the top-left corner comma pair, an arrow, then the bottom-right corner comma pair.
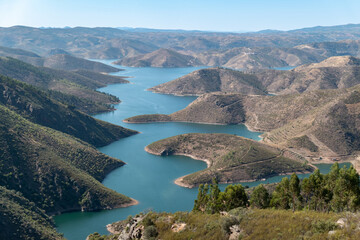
54,61 -> 344,240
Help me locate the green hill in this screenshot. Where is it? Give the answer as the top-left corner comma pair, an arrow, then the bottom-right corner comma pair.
0,56 -> 128,114
0,186 -> 64,240
0,75 -> 137,147
0,103 -> 134,212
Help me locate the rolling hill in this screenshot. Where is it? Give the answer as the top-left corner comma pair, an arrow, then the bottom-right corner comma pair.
115,48 -> 201,67
149,67 -> 267,96
0,56 -> 128,114
146,133 -> 312,187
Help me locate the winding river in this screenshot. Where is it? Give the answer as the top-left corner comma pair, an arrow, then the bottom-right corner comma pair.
54,62 -> 349,240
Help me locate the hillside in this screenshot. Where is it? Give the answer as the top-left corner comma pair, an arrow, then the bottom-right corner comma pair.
0,103 -> 135,213
0,46 -> 120,72
149,67 -> 267,96
294,40 -> 360,58
43,54 -> 119,72
149,56 -> 360,96
0,186 -> 63,240
0,57 -> 128,114
114,48 -> 201,67
146,133 -> 312,187
90,208 -> 357,240
194,46 -> 322,70
127,86 -> 360,164
255,55 -> 360,94
0,75 -> 137,147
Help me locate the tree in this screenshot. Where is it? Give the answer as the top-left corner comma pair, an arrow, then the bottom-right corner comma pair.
250,184 -> 269,209
270,177 -> 291,209
301,178 -> 311,209
207,178 -> 221,213
193,184 -> 209,212
289,173 -> 302,211
220,184 -> 248,211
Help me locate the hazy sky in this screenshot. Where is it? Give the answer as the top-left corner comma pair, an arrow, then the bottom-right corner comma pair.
0,0 -> 359,31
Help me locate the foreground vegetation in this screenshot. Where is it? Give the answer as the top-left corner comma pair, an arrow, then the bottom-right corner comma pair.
89,208 -> 360,240
89,163 -> 360,240
194,163 -> 360,213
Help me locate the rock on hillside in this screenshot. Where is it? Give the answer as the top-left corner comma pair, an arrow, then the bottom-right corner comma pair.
114,48 -> 201,67
149,67 -> 267,96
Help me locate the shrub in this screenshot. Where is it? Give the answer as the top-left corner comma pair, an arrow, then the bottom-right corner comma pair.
143,225 -> 158,239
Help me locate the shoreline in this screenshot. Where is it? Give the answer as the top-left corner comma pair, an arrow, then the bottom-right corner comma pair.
174,169 -> 314,189
146,145 -> 313,189
48,198 -> 139,217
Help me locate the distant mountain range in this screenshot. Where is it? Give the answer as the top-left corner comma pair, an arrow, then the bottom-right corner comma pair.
1,23 -> 360,60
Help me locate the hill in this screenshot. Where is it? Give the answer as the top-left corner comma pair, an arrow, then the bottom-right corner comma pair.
114,48 -> 202,67
0,103 -> 136,225
194,46 -> 322,70
0,46 -> 120,72
126,86 -> 360,165
149,56 -> 360,96
255,55 -> 360,94
149,67 -> 267,96
146,133 -> 312,187
0,75 -> 137,147
0,186 -> 63,240
0,57 -> 128,114
42,54 -> 119,72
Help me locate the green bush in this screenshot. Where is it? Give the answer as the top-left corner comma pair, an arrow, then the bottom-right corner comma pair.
143,225 -> 158,239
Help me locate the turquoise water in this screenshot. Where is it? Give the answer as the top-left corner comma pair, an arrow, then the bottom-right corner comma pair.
54,62 -> 346,240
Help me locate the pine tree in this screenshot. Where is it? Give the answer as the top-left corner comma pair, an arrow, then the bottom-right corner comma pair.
250,184 -> 269,209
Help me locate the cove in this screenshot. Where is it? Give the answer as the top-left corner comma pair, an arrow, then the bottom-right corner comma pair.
54,62 -> 348,240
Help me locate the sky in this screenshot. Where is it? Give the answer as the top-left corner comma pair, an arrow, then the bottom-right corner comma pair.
0,0 -> 359,32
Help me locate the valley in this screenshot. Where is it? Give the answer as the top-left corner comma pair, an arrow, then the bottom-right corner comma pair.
2,23 -> 360,240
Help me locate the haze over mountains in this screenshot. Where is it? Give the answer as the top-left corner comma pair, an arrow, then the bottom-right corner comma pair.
1,24 -> 360,70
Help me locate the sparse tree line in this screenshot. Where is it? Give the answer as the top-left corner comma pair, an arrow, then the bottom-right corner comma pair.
193,163 -> 360,213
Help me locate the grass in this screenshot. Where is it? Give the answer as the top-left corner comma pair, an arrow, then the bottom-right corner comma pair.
90,208 -> 360,240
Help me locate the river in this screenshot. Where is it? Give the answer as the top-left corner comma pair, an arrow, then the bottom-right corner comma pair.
54,62 -> 348,239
